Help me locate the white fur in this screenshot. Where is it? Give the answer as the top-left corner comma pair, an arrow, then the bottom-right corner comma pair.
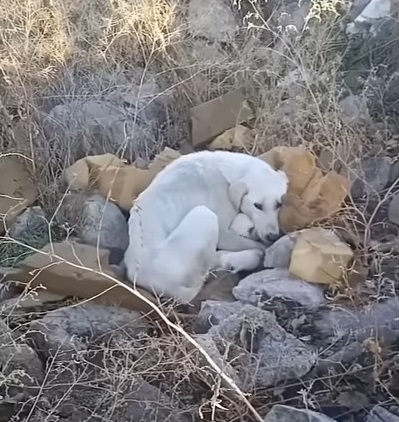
124,150 -> 288,304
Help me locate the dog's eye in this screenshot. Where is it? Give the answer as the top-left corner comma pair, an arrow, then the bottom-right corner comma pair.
254,202 -> 263,211
276,201 -> 282,209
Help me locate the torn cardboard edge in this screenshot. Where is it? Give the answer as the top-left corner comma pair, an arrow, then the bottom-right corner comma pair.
188,89 -> 254,148
4,241 -> 165,317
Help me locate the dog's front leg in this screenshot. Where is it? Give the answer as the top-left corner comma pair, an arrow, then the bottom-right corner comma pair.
218,227 -> 264,252
215,249 -> 264,273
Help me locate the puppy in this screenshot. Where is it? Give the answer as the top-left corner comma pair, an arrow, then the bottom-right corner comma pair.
124,150 -> 288,303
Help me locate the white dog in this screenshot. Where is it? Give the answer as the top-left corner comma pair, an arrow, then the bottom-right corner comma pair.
124,150 -> 288,304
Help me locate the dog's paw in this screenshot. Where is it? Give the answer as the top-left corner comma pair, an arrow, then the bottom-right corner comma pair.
217,249 -> 264,272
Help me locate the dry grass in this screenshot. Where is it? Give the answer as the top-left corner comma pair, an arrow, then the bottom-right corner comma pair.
0,0 -> 399,420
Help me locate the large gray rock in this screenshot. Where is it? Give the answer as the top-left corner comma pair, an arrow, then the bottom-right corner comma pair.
233,269 -> 325,308
28,303 -> 148,361
263,234 -> 296,269
188,0 -> 237,43
367,405 -> 399,422
57,193 -> 129,253
44,72 -> 171,162
264,405 -> 337,422
198,301 -> 316,390
350,156 -> 392,198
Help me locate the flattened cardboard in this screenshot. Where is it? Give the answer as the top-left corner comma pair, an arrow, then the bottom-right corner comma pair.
0,155 -> 37,235
189,90 -> 254,147
64,153 -> 126,191
289,227 -> 354,285
88,147 -> 181,210
8,241 -> 158,314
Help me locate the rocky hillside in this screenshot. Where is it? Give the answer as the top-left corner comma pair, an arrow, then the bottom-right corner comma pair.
0,0 -> 398,421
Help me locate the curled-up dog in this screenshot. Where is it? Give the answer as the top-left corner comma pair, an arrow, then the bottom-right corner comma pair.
124,150 -> 288,304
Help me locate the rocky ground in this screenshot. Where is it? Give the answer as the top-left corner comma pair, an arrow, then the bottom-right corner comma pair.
0,0 -> 399,421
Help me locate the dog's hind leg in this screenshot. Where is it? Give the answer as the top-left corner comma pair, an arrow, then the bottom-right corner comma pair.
152,205 -> 219,303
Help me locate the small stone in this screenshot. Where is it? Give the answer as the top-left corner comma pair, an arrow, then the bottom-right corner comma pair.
263,234 -> 296,269
264,405 -> 337,422
233,269 -> 325,308
367,405 -> 399,422
388,192 -> 399,225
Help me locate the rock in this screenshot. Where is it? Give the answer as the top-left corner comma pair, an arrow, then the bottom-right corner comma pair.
346,0 -> 392,36
188,0 -> 237,43
57,193 -> 129,253
367,405 -> 399,422
201,301 -> 316,390
289,228 -> 354,286
233,269 -> 325,308
263,234 -> 296,268
44,73 -> 170,163
28,303 -> 148,361
9,206 -> 47,239
350,156 -> 392,198
338,94 -> 370,125
264,405 -> 337,422
313,297 -> 399,344
388,192 -> 399,225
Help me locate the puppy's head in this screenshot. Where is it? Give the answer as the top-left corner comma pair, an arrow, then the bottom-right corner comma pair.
230,165 -> 288,244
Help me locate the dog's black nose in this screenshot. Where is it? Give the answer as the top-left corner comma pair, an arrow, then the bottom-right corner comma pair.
265,233 -> 280,243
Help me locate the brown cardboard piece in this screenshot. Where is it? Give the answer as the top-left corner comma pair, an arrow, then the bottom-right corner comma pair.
0,155 -> 38,235
7,241 -> 158,314
208,125 -> 254,151
289,227 -> 354,285
258,146 -> 351,233
63,148 -> 181,211
189,90 -> 254,147
64,153 -> 126,191
88,147 -> 181,210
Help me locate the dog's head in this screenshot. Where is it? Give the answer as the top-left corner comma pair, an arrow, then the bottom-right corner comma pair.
229,166 -> 288,244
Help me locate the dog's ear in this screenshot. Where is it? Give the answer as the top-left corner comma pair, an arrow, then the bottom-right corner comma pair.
229,180 -> 248,210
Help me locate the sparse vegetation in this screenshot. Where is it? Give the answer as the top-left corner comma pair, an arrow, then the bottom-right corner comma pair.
0,0 -> 398,421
